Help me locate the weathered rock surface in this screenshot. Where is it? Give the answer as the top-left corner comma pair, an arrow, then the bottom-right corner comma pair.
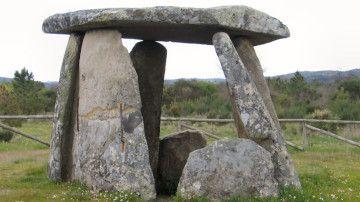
130,41 -> 167,181
157,130 -> 206,195
43,6 -> 289,45
72,30 -> 156,200
178,139 -> 278,199
232,38 -> 282,131
213,32 -> 301,188
49,34 -> 83,181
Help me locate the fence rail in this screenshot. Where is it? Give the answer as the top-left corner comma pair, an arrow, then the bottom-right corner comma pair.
161,117 -> 360,124
1,115 -> 359,149
0,122 -> 50,147
0,115 -> 53,120
1,115 -> 359,124
305,124 -> 360,148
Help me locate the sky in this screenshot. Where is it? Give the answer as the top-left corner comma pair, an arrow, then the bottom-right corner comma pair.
0,0 -> 359,82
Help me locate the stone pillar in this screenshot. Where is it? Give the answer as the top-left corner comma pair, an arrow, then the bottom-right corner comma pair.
73,30 -> 156,200
48,34 -> 83,181
213,32 -> 301,188
130,41 -> 167,181
232,38 -> 281,131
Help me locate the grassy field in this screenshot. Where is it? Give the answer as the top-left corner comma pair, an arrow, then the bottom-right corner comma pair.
0,120 -> 359,201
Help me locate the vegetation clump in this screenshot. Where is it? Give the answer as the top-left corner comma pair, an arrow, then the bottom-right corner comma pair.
0,130 -> 13,142
162,71 -> 360,121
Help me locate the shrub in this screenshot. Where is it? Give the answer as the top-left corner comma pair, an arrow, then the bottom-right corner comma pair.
307,109 -> 338,132
0,84 -> 23,127
0,130 -> 13,142
330,89 -> 360,120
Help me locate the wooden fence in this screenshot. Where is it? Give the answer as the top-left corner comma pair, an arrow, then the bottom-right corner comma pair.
162,117 -> 360,149
0,115 -> 359,149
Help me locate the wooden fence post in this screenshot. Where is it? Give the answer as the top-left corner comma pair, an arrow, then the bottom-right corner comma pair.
302,121 -> 308,147
177,118 -> 182,132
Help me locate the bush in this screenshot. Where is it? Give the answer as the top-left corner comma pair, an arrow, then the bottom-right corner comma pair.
0,84 -> 23,127
0,130 -> 14,142
330,89 -> 360,120
307,109 -> 338,132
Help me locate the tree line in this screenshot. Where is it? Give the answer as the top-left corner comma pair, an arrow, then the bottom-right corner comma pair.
163,71 -> 360,122
0,68 -> 56,141
1,68 -> 359,141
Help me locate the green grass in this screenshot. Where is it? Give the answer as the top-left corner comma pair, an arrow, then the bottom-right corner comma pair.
0,121 -> 50,152
0,120 -> 359,201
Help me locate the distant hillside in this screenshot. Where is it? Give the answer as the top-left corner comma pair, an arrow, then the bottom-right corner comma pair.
0,76 -> 57,88
0,77 -> 12,83
165,78 -> 225,85
274,69 -> 360,83
166,69 -> 360,84
1,68 -> 359,87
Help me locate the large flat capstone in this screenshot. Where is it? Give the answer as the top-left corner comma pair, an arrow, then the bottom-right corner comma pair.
43,6 -> 289,45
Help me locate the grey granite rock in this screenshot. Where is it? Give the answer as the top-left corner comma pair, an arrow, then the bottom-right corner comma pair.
43,6 -> 289,45
232,38 -> 282,131
157,130 -> 206,195
178,139 -> 278,199
72,30 -> 156,200
213,32 -> 301,188
130,41 -> 167,181
48,34 -> 83,181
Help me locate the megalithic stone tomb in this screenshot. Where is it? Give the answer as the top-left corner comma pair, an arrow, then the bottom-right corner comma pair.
44,6 -> 301,200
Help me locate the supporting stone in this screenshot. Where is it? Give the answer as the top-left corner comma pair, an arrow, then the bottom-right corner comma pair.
130,41 -> 167,181
157,130 -> 206,195
48,34 -> 83,181
232,38 -> 282,131
213,32 -> 301,188
73,30 -> 156,200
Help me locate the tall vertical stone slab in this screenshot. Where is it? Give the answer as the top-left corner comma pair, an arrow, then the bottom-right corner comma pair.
49,34 -> 83,181
213,32 -> 300,188
73,30 -> 156,200
130,41 -> 167,180
232,38 -> 281,131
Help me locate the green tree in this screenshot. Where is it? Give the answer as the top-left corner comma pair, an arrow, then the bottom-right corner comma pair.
0,84 -> 22,141
162,80 -> 231,118
0,84 -> 21,122
40,88 -> 57,112
339,78 -> 360,100
330,88 -> 360,120
12,68 -> 45,114
269,72 -> 319,119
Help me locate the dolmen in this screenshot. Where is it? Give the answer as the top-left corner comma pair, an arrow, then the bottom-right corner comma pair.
44,6 -> 301,200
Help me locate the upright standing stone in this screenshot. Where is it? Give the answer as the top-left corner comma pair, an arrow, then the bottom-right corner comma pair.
213,32 -> 301,188
130,41 -> 167,181
232,38 -> 281,131
72,30 -> 156,200
49,34 -> 83,181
